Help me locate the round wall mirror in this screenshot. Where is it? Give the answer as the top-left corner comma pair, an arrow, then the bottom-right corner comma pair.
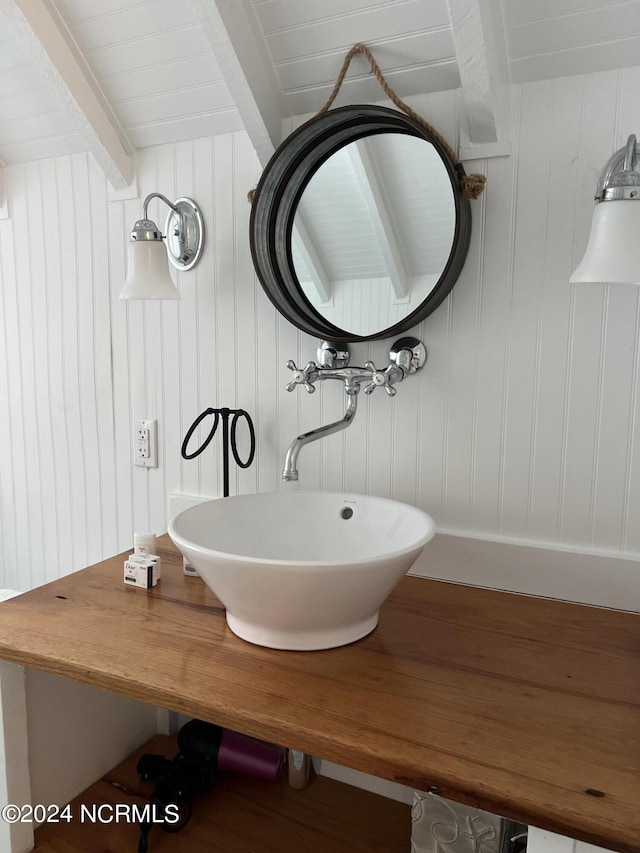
250,105 -> 472,342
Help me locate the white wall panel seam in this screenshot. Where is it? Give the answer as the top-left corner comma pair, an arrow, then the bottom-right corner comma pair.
442,294 -> 452,521
37,161 -> 61,579
89,160 -> 106,560
557,76 -> 584,542
497,84 -> 522,535
0,215 -> 18,587
621,292 -> 640,551
469,162 -> 487,530
25,165 -> 49,586
72,157 -> 90,569
57,159 -> 78,574
588,286 -> 609,547
14,169 -> 36,587
526,81 -> 553,539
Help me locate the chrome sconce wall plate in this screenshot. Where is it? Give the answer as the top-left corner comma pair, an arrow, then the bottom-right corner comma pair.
120,193 -> 205,300
571,133 -> 640,286
164,197 -> 205,272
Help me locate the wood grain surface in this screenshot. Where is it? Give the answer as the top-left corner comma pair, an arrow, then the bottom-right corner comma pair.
0,536 -> 638,852
33,735 -> 410,852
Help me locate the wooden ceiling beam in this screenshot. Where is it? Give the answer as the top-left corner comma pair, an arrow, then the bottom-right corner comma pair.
1,0 -> 133,189
190,0 -> 287,167
445,0 -> 511,158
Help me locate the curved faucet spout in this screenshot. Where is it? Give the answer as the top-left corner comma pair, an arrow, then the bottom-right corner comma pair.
282,391 -> 359,482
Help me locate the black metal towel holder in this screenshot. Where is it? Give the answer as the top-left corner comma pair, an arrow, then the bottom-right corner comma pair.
181,407 -> 256,498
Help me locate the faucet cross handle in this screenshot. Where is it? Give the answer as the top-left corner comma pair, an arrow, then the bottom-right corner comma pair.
363,361 -> 397,397
285,359 -> 317,394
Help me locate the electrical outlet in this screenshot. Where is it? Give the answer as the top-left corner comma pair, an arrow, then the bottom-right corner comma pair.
134,419 -> 158,468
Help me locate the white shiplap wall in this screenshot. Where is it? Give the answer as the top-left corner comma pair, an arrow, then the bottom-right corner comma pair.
1,67 -> 640,589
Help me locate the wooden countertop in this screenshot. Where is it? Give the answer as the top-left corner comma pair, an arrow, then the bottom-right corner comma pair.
0,536 -> 638,852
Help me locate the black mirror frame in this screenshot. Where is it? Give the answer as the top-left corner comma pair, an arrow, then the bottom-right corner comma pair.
250,104 -> 472,342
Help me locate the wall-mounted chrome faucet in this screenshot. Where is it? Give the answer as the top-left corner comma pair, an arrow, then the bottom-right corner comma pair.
282,337 -> 426,481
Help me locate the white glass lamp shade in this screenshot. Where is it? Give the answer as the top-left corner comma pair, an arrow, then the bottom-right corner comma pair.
121,238 -> 181,300
570,200 -> 640,285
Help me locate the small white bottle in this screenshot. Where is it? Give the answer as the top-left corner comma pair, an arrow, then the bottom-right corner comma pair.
134,532 -> 157,556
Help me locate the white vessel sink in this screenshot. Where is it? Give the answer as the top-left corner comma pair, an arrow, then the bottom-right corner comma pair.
168,492 -> 436,651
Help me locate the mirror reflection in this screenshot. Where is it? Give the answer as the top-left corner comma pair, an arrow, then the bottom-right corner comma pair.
292,134 -> 456,337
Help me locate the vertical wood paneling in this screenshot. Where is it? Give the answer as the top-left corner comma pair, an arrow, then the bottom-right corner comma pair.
73,154 -> 104,568
108,182 -> 131,553
616,66 -> 640,554
88,160 -> 118,569
591,286 -> 639,549
175,141 -> 200,499
12,167 -> 44,589
151,144 -> 180,516
255,284 -> 279,494
560,73 -> 619,547
416,93 -> 457,523
365,348 -> 394,497
145,295 -> 166,528
527,76 -> 582,543
211,133 -> 237,497
278,319 -> 304,484
192,137 -> 215,497
0,200 -> 19,588
500,80 -> 554,539
442,196 -> 482,529
125,188 -> 150,534
344,347 -> 370,496
622,293 -> 640,553
233,134 -> 260,498
2,70 -> 640,592
57,156 -> 87,572
468,147 -> 516,534
142,151 -> 170,529
24,162 -> 54,586
418,293 -> 450,523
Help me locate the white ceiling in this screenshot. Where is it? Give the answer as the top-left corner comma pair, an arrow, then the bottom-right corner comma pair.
0,0 -> 639,176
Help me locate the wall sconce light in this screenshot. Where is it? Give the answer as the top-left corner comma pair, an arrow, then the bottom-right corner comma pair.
571,134 -> 640,285
120,193 -> 205,300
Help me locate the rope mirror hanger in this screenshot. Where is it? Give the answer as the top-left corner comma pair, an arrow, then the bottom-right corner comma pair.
248,42 -> 486,204
317,43 -> 486,201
